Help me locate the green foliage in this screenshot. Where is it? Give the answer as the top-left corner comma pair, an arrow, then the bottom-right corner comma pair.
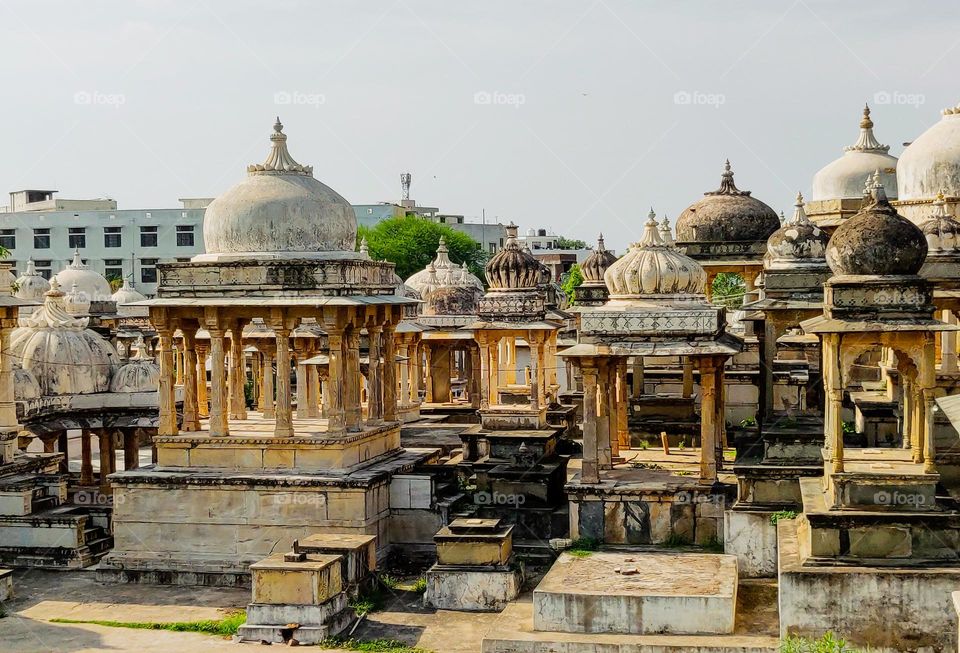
377,573 -> 400,590
320,637 -> 432,653
842,421 -> 857,435
560,264 -> 584,304
739,417 -> 757,428
357,217 -> 487,281
711,272 -> 746,307
412,576 -> 427,594
770,510 -> 799,526
50,611 -> 246,636
349,592 -> 381,617
555,236 -> 588,250
567,536 -> 599,557
701,536 -> 724,553
105,274 -> 124,293
639,440 -> 649,450
780,631 -> 865,653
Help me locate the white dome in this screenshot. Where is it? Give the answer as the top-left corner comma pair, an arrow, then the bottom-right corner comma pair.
404,237 -> 484,295
13,365 -> 41,401
112,278 -> 147,305
812,105 -> 897,201
9,280 -> 119,396
198,119 -> 357,261
898,102 -> 960,201
54,251 -> 113,304
603,210 -> 707,301
110,338 -> 160,393
15,260 -> 50,300
64,282 -> 91,316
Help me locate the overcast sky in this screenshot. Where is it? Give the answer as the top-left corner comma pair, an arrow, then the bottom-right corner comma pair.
1,0 -> 957,247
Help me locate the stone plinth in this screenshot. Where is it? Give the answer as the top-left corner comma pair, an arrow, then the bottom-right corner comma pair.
435,518 -> 513,566
0,568 -> 12,601
479,407 -> 547,431
250,552 -> 343,605
533,551 -> 738,635
724,509 -> 779,578
297,533 -> 376,588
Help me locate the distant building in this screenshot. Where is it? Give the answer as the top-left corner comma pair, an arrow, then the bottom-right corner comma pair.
0,190 -> 209,296
518,227 -> 609,281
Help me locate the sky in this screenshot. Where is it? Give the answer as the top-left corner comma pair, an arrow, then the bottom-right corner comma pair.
0,0 -> 957,248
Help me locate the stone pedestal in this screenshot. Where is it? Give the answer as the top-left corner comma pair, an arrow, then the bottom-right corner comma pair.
424,518 -> 522,612
0,568 -> 12,601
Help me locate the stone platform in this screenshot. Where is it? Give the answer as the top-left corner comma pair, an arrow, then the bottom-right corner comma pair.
533,550 -> 738,635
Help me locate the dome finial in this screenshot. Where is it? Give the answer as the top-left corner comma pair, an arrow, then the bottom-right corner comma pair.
706,159 -> 750,196
596,232 -> 606,251
248,117 -> 313,177
69,249 -> 87,270
846,104 -> 888,153
659,214 -> 676,248
359,236 -> 370,258
639,209 -> 664,247
789,192 -> 812,226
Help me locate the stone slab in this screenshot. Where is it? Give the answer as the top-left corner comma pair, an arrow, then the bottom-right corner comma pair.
423,565 -> 522,612
724,509 -> 778,578
533,551 -> 737,635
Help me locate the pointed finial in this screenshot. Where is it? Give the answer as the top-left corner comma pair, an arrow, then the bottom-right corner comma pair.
706,159 -> 749,196
47,277 -> 62,296
789,192 -> 811,226
846,104 -> 888,152
248,117 -> 312,176
860,103 -> 873,129
779,210 -> 786,225
274,117 -> 283,133
639,209 -> 664,247
933,189 -> 949,216
359,236 -> 370,258
871,176 -> 888,203
648,207 -> 657,222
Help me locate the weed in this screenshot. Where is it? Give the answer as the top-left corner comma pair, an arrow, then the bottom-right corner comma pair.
320,637 -> 433,652
770,510 -> 799,526
567,536 -> 599,557
780,631 -> 866,653
412,577 -> 427,594
50,611 -> 246,636
377,573 -> 400,590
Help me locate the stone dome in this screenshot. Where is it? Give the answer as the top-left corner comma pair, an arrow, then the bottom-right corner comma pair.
485,223 -> 542,290
198,118 -> 357,261
404,237 -> 484,295
919,191 -> 960,253
54,251 -> 113,304
9,279 -> 119,395
604,210 -> 707,299
766,193 -> 830,269
110,337 -> 160,393
675,161 -> 780,244
64,282 -> 91,316
812,105 -> 898,201
112,277 -> 147,305
13,365 -> 41,401
15,260 -> 49,301
826,184 -> 928,276
581,234 -> 617,283
424,285 -> 479,316
898,101 -> 960,201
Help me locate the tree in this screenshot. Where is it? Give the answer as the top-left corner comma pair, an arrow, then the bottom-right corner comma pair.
555,236 -> 587,250
711,272 -> 745,307
358,216 -> 488,281
561,264 -> 584,304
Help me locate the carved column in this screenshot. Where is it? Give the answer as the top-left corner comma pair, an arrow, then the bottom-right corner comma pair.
80,429 -> 93,485
596,359 -> 612,470
617,358 -> 629,449
156,320 -> 178,437
98,430 -> 113,494
272,315 -> 294,437
824,334 -> 844,473
698,357 -> 718,484
383,322 -> 398,422
682,357 -> 694,398
606,362 -> 620,461
228,320 -> 248,420
470,345 -> 481,409
581,361 -> 600,484
196,343 -> 209,419
181,329 -> 200,432
631,357 -> 644,399
367,324 -> 383,425
410,341 -> 422,404
479,337 -> 490,410
423,345 -> 434,403
123,431 -> 139,470
307,359 -> 320,419
528,334 -> 540,413
207,322 -> 229,437
489,335 -> 500,406
345,327 -> 362,431
325,323 -> 346,433
942,309 -> 958,373
296,355 -> 309,420
261,347 -> 276,419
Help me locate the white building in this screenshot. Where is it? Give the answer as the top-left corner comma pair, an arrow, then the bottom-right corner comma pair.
0,190 -> 210,296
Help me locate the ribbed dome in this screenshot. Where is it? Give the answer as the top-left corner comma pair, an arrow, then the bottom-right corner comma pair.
812,105 -> 898,201
9,280 -> 119,395
898,102 -> 960,201
676,161 -> 780,244
581,234 -> 617,283
54,251 -> 113,303
604,210 -> 707,299
15,260 -> 50,301
404,237 -> 484,295
110,338 -> 160,393
919,191 -> 960,253
13,365 -> 41,401
766,193 -> 830,269
826,184 -> 928,276
199,119 -> 357,260
484,223 -> 543,290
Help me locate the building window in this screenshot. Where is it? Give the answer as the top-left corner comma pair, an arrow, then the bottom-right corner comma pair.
0,229 -> 15,250
488,242 -> 497,254
104,259 -> 124,282
104,226 -> 122,248
34,260 -> 52,279
176,225 -> 195,247
140,258 -> 158,284
140,225 -> 158,247
33,228 -> 50,249
68,227 -> 86,249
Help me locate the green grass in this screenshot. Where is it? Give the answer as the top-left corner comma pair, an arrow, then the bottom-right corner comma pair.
320,637 -> 432,653
770,510 -> 799,526
412,576 -> 427,594
377,573 -> 400,590
780,631 -> 867,653
567,536 -> 599,557
629,462 -> 664,470
49,610 -> 246,636
350,591 -> 383,617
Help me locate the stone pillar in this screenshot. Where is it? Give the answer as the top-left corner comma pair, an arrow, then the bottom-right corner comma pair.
902,376 -> 913,450
251,351 -> 261,408
911,381 -> 924,465
942,309 -> 958,373
923,389 -> 937,474
383,323 -> 398,422
345,327 -> 362,431
489,336 -> 500,406
470,345 -> 481,409
57,432 -> 69,474
606,363 -> 620,460
181,330 -> 200,432
228,320 -> 248,420
273,319 -> 294,437
208,326 -> 229,437
307,362 -> 320,419
698,357 -> 719,484
528,336 -> 540,413
157,326 -> 178,437
296,357 -> 309,419
631,357 -> 644,399
80,429 -> 93,485
398,344 -> 409,406
682,357 -> 694,398
565,360 -> 573,392
196,344 -> 209,419
261,348 -> 276,419
581,361 -> 600,484
547,333 -> 558,391
596,360 -> 612,470
123,430 -> 139,470
479,340 -> 490,410
367,325 -> 383,425
616,358 -> 629,450
325,327 -> 346,432
824,334 -> 844,473
431,345 -> 452,404
411,342 -> 422,404
98,430 -> 113,493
